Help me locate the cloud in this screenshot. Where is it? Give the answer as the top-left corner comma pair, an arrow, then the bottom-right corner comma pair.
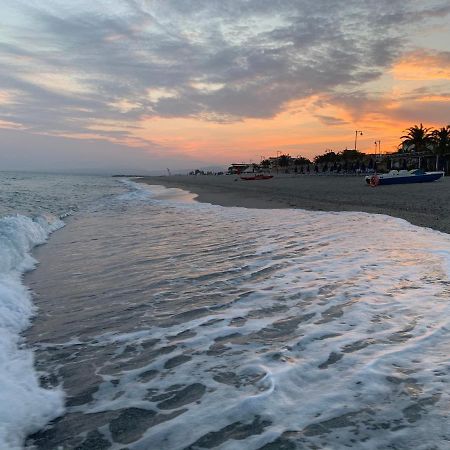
390,101 -> 450,124
0,0 -> 449,141
316,115 -> 349,126
392,50 -> 450,80
314,82 -> 450,135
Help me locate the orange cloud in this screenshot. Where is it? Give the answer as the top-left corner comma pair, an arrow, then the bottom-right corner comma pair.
129,95 -> 406,162
392,50 -> 450,80
416,94 -> 450,102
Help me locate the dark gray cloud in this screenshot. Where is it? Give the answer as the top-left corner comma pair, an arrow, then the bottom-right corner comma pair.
1,0 -> 449,137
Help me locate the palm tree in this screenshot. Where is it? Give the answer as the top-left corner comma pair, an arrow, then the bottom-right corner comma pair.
431,125 -> 450,170
400,123 -> 433,153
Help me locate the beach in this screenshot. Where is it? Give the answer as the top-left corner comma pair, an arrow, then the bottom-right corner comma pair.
2,174 -> 450,449
139,174 -> 450,234
4,1 -> 450,448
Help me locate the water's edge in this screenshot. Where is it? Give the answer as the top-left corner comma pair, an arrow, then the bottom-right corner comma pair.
20,180 -> 450,450
0,215 -> 66,450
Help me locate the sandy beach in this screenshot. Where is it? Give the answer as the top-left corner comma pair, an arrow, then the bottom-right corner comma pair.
139,174 -> 450,234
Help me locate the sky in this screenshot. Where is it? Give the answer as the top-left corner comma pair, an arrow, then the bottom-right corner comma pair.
1,0 -> 450,172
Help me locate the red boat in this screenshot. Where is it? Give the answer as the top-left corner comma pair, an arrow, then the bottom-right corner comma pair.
240,174 -> 273,180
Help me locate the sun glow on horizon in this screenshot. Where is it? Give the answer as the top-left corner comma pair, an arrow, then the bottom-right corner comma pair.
0,1 -> 449,169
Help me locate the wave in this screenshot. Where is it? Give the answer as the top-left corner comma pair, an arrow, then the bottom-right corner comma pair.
0,214 -> 65,450
14,181 -> 450,449
118,178 -> 198,203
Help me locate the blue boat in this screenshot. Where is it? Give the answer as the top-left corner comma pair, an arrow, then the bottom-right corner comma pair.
366,169 -> 444,186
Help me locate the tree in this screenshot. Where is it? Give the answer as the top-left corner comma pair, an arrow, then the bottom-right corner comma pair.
260,159 -> 271,169
339,149 -> 365,161
278,154 -> 291,167
294,156 -> 311,166
431,126 -> 450,170
314,150 -> 337,164
400,123 -> 433,153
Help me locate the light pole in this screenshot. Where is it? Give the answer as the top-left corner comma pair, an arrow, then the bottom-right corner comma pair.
354,130 -> 363,151
376,140 -> 381,173
374,140 -> 381,157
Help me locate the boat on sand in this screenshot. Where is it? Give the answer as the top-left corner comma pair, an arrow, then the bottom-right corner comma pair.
366,169 -> 444,186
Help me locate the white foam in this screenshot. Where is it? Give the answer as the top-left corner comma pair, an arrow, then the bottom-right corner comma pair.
99,182 -> 450,449
0,214 -> 65,450
118,178 -> 198,203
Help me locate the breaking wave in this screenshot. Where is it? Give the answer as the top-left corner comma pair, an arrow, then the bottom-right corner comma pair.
0,214 -> 65,450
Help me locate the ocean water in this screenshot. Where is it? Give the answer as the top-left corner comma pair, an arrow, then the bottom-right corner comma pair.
2,174 -> 450,449
0,172 -> 121,449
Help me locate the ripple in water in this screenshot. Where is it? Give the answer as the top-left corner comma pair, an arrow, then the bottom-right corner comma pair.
24,181 -> 450,450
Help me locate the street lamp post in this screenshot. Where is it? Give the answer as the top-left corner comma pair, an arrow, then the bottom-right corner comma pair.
354,130 -> 363,151
374,140 -> 381,157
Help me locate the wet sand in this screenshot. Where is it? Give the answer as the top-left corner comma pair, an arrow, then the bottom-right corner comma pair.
139,174 -> 450,234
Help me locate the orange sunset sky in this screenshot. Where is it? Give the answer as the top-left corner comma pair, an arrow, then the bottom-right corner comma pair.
1,1 -> 449,172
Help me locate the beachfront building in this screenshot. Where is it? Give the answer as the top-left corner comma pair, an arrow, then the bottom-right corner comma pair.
228,163 -> 258,174
387,151 -> 449,172
394,123 -> 450,172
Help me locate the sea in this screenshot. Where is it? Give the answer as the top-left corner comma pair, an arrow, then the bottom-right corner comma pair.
1,172 -> 450,450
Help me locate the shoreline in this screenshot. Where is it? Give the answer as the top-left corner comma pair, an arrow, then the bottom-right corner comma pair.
138,174 -> 450,234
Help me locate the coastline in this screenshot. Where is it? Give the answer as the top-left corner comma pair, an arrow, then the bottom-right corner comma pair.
138,174 -> 450,234
19,174 -> 450,449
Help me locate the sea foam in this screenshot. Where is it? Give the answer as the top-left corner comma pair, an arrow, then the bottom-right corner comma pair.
0,214 -> 65,450
89,181 -> 450,449
118,178 -> 198,203
17,180 -> 450,449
